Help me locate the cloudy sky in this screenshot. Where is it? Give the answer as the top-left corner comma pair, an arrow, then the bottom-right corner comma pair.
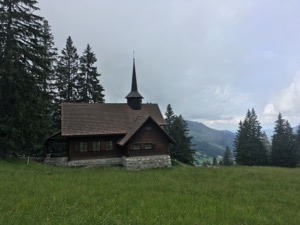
37,0 -> 300,131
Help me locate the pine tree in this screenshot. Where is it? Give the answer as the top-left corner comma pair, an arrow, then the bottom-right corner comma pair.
295,125 -> 300,166
234,109 -> 268,166
40,19 -> 59,131
233,120 -> 245,163
78,44 -> 104,103
165,104 -> 175,133
271,113 -> 297,167
177,115 -> 195,164
212,156 -> 218,166
0,0 -> 51,155
56,36 -> 79,102
223,146 -> 233,166
164,105 -> 195,165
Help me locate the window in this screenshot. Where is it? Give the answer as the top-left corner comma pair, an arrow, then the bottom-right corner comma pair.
144,143 -> 153,150
132,144 -> 141,150
104,141 -> 113,150
79,142 -> 88,152
92,142 -> 101,151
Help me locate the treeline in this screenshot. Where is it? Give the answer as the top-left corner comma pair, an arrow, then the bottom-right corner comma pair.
164,104 -> 195,165
234,109 -> 300,168
0,1 -> 104,156
50,36 -> 104,129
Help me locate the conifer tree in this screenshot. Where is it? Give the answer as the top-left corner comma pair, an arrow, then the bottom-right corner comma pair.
271,113 -> 297,167
56,36 -> 79,102
223,146 -> 233,166
164,104 -> 195,165
234,109 -> 268,166
0,0 -> 51,155
165,104 -> 175,133
295,125 -> 300,166
212,156 -> 218,166
40,20 -> 57,92
78,44 -> 104,103
40,19 -> 59,131
233,120 -> 245,163
172,115 -> 195,164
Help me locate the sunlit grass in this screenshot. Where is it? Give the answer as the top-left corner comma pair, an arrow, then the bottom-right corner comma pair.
0,160 -> 299,225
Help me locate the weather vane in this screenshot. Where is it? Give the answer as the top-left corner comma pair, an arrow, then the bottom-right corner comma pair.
133,51 -> 135,61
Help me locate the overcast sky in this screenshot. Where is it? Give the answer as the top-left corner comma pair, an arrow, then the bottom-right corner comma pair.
37,0 -> 300,131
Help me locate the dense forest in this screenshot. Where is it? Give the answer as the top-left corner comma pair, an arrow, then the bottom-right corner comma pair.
0,0 -> 104,156
234,109 -> 300,167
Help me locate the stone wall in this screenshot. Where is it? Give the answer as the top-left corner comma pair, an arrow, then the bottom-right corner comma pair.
122,155 -> 172,170
67,158 -> 122,167
44,155 -> 172,170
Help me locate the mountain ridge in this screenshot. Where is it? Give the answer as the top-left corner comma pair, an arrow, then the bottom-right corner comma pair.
187,120 -> 299,160
186,120 -> 235,158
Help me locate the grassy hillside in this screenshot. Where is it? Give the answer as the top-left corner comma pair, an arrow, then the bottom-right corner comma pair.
1,161 -> 300,225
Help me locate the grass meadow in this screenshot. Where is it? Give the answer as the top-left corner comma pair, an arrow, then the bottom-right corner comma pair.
0,160 -> 299,225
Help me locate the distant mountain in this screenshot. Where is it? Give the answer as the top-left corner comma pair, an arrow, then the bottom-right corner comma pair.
187,120 -> 300,162
186,120 -> 235,158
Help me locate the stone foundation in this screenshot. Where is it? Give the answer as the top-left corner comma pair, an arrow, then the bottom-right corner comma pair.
68,158 -> 122,167
44,155 -> 172,170
122,155 -> 171,170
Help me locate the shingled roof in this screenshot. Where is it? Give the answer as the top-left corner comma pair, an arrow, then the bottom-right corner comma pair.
61,103 -> 166,136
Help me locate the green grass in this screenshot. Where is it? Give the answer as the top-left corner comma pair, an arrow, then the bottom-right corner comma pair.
0,160 -> 300,225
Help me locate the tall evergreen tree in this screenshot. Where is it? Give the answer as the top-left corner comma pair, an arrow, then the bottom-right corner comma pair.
56,36 -> 79,102
295,125 -> 300,166
0,0 -> 51,155
40,20 -> 57,92
164,105 -> 195,165
40,19 -> 59,131
212,156 -> 218,166
170,115 -> 195,165
223,146 -> 233,166
165,104 -> 175,133
234,109 -> 268,166
271,113 -> 297,167
233,120 -> 246,163
78,44 -> 104,103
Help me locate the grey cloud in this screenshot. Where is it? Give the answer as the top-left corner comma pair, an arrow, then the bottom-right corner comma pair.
38,0 -> 300,130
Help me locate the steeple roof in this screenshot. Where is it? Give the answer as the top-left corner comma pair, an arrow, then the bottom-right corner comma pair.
126,58 -> 143,99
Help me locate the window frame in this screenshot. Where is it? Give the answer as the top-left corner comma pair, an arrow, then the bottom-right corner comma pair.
92,141 -> 101,152
144,143 -> 153,150
104,141 -> 113,151
132,144 -> 141,150
79,142 -> 88,152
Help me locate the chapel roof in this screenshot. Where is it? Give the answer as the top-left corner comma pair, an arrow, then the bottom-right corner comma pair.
61,103 -> 165,136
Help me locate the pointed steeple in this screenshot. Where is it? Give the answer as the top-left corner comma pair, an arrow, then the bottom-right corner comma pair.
126,57 -> 143,110
130,58 -> 139,92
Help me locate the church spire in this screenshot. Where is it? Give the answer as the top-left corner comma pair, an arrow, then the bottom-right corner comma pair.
131,57 -> 138,92
126,57 -> 143,110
